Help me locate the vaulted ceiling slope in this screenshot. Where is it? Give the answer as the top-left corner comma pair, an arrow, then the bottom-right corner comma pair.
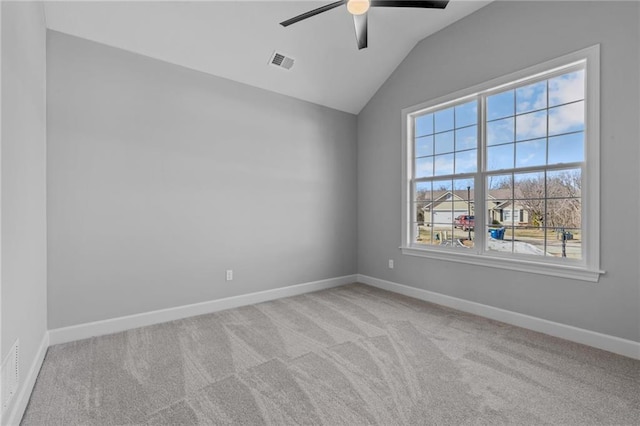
43,1 -> 491,114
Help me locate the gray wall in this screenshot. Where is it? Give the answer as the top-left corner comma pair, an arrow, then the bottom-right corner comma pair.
47,32 -> 357,329
1,0 -> 48,420
358,1 -> 640,342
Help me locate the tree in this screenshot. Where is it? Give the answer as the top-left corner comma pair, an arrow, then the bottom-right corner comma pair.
546,170 -> 581,228
513,176 -> 545,227
513,170 -> 581,228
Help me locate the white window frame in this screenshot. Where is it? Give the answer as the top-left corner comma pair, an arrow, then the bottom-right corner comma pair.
400,45 -> 604,282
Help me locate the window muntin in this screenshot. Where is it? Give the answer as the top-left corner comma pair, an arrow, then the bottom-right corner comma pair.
481,68 -> 585,261
412,98 -> 478,249
413,177 -> 475,248
408,60 -> 590,268
484,168 -> 582,260
414,102 -> 479,180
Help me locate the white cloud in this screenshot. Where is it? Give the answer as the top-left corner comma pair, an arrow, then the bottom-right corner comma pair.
415,158 -> 433,177
549,70 -> 585,106
455,151 -> 477,173
549,102 -> 584,135
516,81 -> 547,113
519,153 -> 536,165
487,118 -> 514,144
516,111 -> 546,140
514,71 -> 585,139
434,155 -> 454,175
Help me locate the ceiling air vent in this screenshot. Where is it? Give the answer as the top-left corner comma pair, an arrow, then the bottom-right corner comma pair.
269,51 -> 295,70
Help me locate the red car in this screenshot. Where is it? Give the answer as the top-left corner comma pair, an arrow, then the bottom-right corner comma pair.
455,215 -> 475,231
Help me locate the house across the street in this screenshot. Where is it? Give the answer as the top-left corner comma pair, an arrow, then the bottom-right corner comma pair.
419,189 -> 530,228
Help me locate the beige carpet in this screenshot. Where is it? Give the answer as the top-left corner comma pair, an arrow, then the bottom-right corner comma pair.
22,283 -> 640,425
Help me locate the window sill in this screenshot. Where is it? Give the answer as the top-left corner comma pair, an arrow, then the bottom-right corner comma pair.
400,245 -> 604,282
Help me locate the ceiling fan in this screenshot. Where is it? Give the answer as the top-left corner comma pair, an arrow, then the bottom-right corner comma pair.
280,0 -> 449,50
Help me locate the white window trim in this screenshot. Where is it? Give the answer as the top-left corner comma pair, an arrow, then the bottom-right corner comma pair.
400,45 -> 604,282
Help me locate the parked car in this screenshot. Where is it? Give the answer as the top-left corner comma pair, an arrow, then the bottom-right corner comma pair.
454,215 -> 475,231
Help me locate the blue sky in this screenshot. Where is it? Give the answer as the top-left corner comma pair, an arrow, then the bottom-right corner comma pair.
415,70 -> 585,177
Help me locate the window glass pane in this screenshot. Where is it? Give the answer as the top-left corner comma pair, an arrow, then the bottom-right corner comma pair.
487,180 -> 513,248
487,232 -> 513,253
545,169 -> 582,259
414,222 -> 430,244
453,178 -> 474,246
435,107 -> 454,133
453,178 -> 474,216
545,228 -> 582,259
415,113 -> 433,137
549,70 -> 585,107
487,117 -> 514,146
486,207 -> 502,227
415,135 -> 434,158
414,182 -> 433,245
516,110 -> 547,141
515,139 -> 547,168
432,225 -> 455,246
414,201 -> 429,224
514,171 -> 544,197
428,180 -> 452,233
455,101 -> 477,128
454,177 -> 474,192
434,131 -> 455,155
516,80 -> 547,114
515,199 -> 544,228
486,144 -> 514,171
455,149 -> 477,174
487,173 -> 512,193
546,198 -> 581,229
512,226 -> 546,256
438,200 -> 454,217
415,156 -> 434,178
547,168 -> 581,199
415,181 -> 431,201
548,101 -> 584,136
453,229 -> 474,248
487,90 -> 514,120
432,179 -> 452,194
487,174 -> 512,229
455,125 -> 477,151
548,132 -> 584,165
434,153 -> 454,176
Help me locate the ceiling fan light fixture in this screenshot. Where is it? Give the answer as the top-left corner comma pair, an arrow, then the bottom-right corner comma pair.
347,0 -> 370,16
279,0 -> 449,49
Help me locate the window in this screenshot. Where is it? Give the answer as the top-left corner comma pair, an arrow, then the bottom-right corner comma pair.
401,46 -> 602,282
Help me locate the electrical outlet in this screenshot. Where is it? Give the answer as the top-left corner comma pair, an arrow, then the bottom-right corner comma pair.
388,259 -> 394,269
226,270 -> 233,281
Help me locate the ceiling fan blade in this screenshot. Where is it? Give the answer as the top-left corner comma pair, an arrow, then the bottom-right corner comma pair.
353,13 -> 368,50
370,0 -> 449,8
280,0 -> 347,27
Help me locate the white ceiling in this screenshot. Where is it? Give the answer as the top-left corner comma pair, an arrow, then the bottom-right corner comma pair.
43,1 -> 492,114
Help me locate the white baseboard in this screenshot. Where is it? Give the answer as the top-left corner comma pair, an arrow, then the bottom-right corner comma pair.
3,331 -> 49,426
357,274 -> 640,360
49,274 -> 358,346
